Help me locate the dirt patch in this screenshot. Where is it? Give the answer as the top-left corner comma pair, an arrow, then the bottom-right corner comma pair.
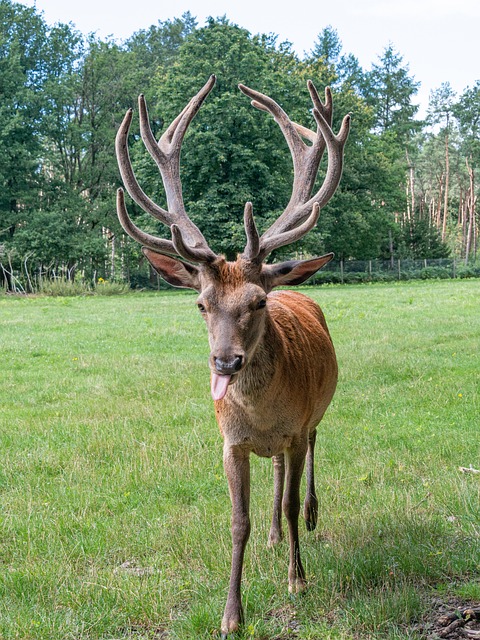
415,598 -> 480,639
263,603 -> 301,639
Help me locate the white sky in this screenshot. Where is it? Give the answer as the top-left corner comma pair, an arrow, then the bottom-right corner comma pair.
22,0 -> 480,117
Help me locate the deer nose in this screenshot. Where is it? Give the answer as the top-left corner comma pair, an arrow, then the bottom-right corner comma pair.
214,355 -> 243,374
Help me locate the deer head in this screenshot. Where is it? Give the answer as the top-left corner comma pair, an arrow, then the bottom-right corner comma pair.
115,75 -> 350,400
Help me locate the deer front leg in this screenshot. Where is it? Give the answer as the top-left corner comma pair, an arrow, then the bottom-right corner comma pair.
303,430 -> 318,531
221,444 -> 251,639
283,443 -> 308,594
268,453 -> 285,547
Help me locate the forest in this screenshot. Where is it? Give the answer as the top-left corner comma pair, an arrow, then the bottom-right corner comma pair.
0,0 -> 478,290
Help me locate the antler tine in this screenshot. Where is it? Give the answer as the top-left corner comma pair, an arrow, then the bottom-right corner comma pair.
239,81 -> 350,259
170,224 -> 219,263
242,202 -> 260,261
270,83 -> 332,148
116,108 -> 171,223
116,188 -> 177,256
163,74 -> 217,149
308,110 -> 351,213
258,203 -> 320,260
137,76 -> 217,254
307,81 -> 332,125
239,83 -> 306,169
115,77 -> 218,264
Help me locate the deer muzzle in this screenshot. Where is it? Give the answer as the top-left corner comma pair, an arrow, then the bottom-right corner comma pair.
214,355 -> 243,374
210,355 -> 244,401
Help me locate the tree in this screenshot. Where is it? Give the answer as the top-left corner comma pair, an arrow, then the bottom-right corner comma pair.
308,26 -> 364,91
128,18 -> 305,259
0,0 -> 47,226
0,0 -> 50,287
358,44 -> 441,259
427,82 -> 457,242
453,82 -> 479,261
126,12 -> 197,73
310,26 -> 342,64
364,44 -> 420,144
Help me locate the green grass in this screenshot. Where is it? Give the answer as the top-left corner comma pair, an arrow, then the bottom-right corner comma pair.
0,280 -> 479,639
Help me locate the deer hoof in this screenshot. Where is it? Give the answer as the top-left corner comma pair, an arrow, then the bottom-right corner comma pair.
221,605 -> 243,637
289,577 -> 307,594
305,516 -> 317,532
267,528 -> 283,547
304,495 -> 318,531
220,622 -> 239,638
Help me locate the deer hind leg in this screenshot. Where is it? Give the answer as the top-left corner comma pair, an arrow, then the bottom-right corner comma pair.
268,453 -> 285,547
283,443 -> 308,593
221,444 -> 251,639
303,429 -> 318,532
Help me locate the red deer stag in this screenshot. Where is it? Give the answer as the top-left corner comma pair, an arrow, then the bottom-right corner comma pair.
115,75 -> 350,637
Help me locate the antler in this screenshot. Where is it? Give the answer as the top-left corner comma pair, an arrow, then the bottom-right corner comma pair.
115,75 -> 218,264
239,81 -> 350,261
116,77 -> 349,266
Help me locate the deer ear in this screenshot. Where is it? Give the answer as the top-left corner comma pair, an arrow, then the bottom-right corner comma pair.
263,253 -> 334,288
142,248 -> 201,291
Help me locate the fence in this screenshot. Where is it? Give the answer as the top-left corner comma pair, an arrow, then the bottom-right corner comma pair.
308,257 -> 480,285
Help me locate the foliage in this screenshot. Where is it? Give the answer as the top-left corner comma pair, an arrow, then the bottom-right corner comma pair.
310,257 -> 480,284
0,0 -> 47,234
363,44 -> 421,143
36,276 -> 130,296
139,19 -> 306,258
0,1 -> 478,289
125,11 -> 197,75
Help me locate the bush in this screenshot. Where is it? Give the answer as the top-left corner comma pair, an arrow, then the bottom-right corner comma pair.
456,264 -> 480,278
38,278 -> 92,297
37,277 -> 130,297
306,259 -> 480,285
94,279 -> 131,295
418,266 -> 451,280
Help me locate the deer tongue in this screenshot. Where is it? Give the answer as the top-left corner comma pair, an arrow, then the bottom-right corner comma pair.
211,373 -> 231,401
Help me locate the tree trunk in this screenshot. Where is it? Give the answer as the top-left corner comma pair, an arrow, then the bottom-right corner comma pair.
111,233 -> 116,280
405,148 -> 415,221
388,229 -> 394,269
436,177 -> 444,229
465,158 -> 475,265
442,130 -> 449,241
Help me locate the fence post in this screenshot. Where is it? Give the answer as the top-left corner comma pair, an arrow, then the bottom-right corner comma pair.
453,258 -> 456,278
398,259 -> 401,280
340,259 -> 344,284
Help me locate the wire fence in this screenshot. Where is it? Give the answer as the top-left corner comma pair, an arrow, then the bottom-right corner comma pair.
308,257 -> 480,285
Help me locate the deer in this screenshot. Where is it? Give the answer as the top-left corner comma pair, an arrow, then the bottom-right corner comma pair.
115,74 -> 350,637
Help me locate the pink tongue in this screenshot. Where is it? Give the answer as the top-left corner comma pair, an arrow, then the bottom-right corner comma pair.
211,373 -> 232,401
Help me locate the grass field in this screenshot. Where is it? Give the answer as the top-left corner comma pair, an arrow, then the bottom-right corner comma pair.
0,279 -> 479,639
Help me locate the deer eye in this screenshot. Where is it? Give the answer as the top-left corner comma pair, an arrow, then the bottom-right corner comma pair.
197,303 -> 207,313
256,299 -> 267,310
